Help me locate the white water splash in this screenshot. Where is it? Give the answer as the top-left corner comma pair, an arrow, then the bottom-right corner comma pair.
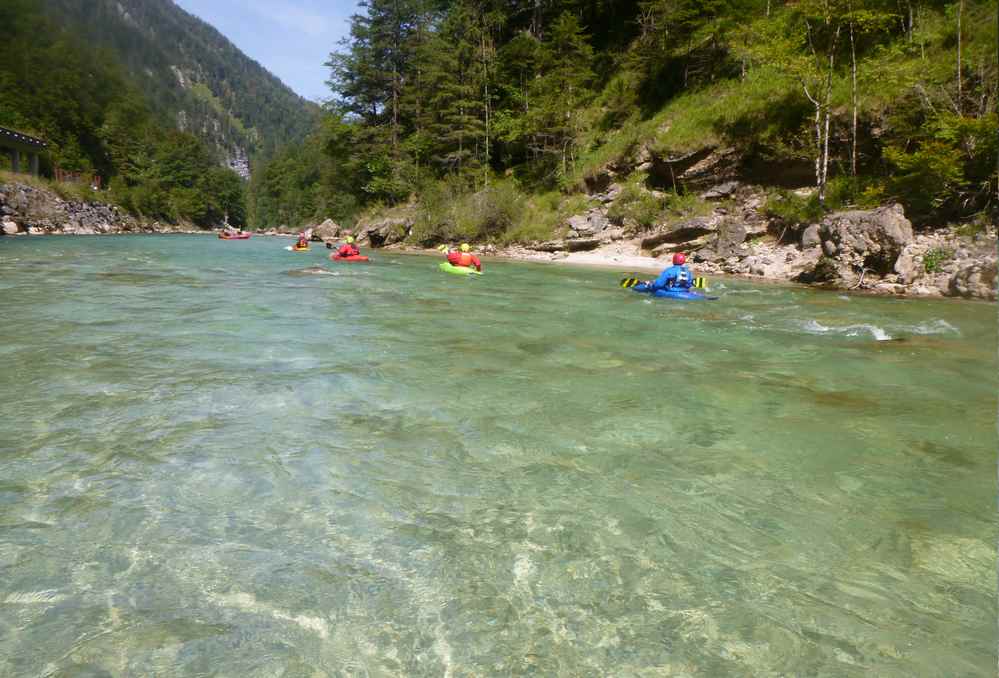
801,319 -> 892,341
911,319 -> 961,335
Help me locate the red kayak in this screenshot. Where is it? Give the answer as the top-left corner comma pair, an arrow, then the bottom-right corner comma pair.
219,233 -> 251,240
330,254 -> 369,262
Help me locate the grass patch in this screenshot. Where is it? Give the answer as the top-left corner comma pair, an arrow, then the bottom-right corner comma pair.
606,177 -> 663,229
0,170 -> 109,205
411,178 -> 531,244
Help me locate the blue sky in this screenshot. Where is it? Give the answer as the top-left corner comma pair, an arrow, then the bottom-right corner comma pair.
174,0 -> 359,102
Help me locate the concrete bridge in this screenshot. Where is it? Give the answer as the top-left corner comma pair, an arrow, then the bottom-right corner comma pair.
0,126 -> 46,175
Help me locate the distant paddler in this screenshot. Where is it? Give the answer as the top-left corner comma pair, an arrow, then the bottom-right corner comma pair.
329,235 -> 369,262
292,230 -> 310,251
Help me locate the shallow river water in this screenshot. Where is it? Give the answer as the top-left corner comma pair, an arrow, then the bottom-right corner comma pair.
0,235 -> 995,676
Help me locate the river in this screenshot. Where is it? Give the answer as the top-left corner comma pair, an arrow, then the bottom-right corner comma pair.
1,235 -> 995,676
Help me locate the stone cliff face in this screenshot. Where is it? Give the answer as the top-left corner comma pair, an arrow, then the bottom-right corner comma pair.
0,182 -> 199,235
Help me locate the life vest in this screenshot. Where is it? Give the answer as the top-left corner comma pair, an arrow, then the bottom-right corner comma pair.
674,268 -> 690,287
458,252 -> 473,267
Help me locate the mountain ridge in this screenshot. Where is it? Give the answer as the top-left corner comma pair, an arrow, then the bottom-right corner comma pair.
40,0 -> 318,176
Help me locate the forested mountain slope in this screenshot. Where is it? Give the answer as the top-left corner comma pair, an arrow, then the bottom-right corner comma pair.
1,0 -> 245,227
40,0 -> 318,176
252,0 -> 996,239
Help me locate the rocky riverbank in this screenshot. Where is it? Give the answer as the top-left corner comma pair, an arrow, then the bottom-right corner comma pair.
0,181 -> 205,236
313,179 -> 996,301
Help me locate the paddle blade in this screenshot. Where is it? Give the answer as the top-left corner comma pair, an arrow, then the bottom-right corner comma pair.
693,277 -> 708,289
620,277 -> 642,288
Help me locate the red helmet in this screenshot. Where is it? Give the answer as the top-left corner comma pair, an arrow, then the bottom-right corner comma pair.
673,253 -> 687,265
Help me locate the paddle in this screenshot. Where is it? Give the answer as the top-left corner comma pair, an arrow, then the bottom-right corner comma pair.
620,276 -> 708,289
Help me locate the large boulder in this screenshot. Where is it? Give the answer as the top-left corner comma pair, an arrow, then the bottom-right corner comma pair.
313,218 -> 341,241
946,260 -> 997,300
800,224 -> 821,249
805,204 -> 914,285
529,237 -> 603,253
2,220 -> 18,235
641,216 -> 721,250
567,209 -> 610,238
700,181 -> 740,201
356,214 -> 412,247
693,220 -> 750,261
647,146 -> 740,192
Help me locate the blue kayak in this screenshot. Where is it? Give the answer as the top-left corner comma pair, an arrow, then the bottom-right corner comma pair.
632,282 -> 715,301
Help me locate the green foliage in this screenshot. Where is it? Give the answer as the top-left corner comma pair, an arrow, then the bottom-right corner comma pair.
956,214 -> 991,237
255,0 -> 996,236
923,247 -> 953,273
503,191 -> 565,243
607,179 -> 664,229
884,141 -> 967,221
411,179 -> 527,244
766,190 -> 826,226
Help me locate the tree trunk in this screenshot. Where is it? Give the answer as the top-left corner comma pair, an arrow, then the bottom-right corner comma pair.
810,92 -> 822,197
482,32 -> 491,184
391,0 -> 400,158
956,0 -> 963,114
850,21 -> 858,176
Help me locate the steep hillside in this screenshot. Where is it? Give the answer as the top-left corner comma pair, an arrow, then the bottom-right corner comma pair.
1,0 -> 246,227
40,0 -> 318,176
256,0 -> 996,233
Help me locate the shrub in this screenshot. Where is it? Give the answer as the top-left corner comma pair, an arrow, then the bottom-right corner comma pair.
923,247 -> 952,273
607,178 -> 664,229
765,189 -> 825,225
455,181 -> 526,241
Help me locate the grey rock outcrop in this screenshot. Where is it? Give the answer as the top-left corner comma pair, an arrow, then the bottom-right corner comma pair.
641,216 -> 721,250
694,221 -> 751,261
946,260 -> 997,300
700,181 -> 740,200
313,218 -> 342,241
806,204 -> 914,285
567,209 -> 610,238
800,224 -> 821,249
356,214 -> 412,247
0,182 -> 159,235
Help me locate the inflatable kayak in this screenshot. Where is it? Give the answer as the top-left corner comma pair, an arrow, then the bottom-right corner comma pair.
219,233 -> 251,240
289,245 -> 310,252
632,282 -> 715,300
331,254 -> 369,262
440,262 -> 482,276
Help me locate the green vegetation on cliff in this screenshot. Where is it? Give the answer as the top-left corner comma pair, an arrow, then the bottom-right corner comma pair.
251,0 -> 997,237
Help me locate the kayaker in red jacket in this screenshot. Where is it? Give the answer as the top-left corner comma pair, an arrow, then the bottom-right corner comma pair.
445,243 -> 481,272
336,235 -> 360,258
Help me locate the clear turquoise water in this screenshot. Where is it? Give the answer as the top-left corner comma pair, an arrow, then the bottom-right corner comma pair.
0,235 -> 995,676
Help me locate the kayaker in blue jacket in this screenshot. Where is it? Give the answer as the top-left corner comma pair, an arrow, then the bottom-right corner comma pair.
651,253 -> 694,290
